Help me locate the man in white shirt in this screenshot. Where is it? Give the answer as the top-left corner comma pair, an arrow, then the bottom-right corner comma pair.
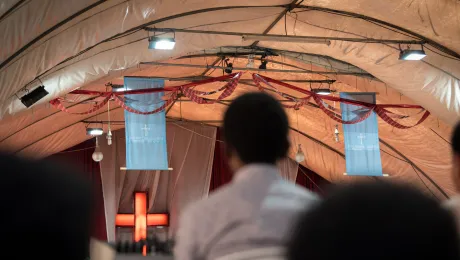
174,93 -> 318,260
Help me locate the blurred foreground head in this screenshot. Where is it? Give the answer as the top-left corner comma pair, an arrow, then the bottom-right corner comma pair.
223,92 -> 289,171
451,122 -> 460,191
287,182 -> 459,260
0,153 -> 91,260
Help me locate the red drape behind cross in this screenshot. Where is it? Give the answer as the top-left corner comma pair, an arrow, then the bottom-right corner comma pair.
48,139 -> 107,241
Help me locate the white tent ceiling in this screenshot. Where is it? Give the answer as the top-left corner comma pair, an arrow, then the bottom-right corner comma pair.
0,0 -> 459,200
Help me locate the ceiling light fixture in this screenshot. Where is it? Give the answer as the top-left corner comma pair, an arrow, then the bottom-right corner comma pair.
224,58 -> 233,74
87,127 -> 104,136
259,54 -> 268,70
399,49 -> 426,60
246,54 -> 255,68
148,36 -> 176,50
399,45 -> 426,61
242,35 -> 331,45
107,83 -> 131,92
20,85 -> 49,108
312,89 -> 332,95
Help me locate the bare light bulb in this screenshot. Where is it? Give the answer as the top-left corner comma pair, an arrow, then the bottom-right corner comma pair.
334,125 -> 340,143
295,144 -> 305,163
107,129 -> 112,146
246,54 -> 255,68
92,137 -> 104,162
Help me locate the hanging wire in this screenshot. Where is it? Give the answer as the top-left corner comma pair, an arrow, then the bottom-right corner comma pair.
171,122 -> 224,142
57,146 -> 97,154
295,109 -> 302,153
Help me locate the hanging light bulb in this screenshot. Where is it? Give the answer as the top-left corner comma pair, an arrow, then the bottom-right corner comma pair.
106,99 -> 112,145
295,144 -> 305,163
107,129 -> 112,146
92,137 -> 104,162
246,54 -> 255,68
334,125 -> 340,143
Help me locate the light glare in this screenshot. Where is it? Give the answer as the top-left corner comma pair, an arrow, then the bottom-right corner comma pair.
87,128 -> 103,136
148,37 -> 175,50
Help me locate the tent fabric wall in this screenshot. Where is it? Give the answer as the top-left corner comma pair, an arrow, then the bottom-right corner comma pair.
0,57 -> 454,201
99,123 -> 216,241
0,0 -> 459,125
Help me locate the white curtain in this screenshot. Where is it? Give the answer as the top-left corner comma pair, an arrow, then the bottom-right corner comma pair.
278,158 -> 299,183
100,122 -> 216,242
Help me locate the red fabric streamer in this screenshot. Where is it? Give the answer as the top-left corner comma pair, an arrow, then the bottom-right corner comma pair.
48,72 -> 430,129
313,95 -> 375,124
49,74 -> 241,115
374,107 -> 431,129
182,72 -> 242,104
252,73 -> 311,109
114,92 -> 178,115
254,74 -> 430,128
49,93 -> 112,115
255,74 -> 424,109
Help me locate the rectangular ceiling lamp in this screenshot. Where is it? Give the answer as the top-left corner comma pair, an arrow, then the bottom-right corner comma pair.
148,36 -> 176,50
312,89 -> 332,95
242,35 -> 331,45
399,49 -> 426,60
20,85 -> 49,108
86,128 -> 103,136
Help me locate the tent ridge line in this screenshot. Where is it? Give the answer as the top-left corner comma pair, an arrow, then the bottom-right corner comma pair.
176,51 -> 372,78
250,0 -> 299,47
0,0 -> 27,23
0,95 -> 103,144
11,4 -> 291,96
13,106 -> 123,155
0,0 -> 107,70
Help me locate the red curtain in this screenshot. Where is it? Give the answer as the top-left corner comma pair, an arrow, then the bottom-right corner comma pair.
296,164 -> 329,195
209,128 -> 233,192
48,139 -> 108,241
209,128 -> 329,194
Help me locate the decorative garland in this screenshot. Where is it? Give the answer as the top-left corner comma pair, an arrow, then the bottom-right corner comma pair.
252,74 -> 430,129
49,72 -> 429,129
49,73 -> 241,115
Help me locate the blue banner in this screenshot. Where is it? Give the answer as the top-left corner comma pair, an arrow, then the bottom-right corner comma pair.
340,93 -> 382,176
124,77 -> 168,170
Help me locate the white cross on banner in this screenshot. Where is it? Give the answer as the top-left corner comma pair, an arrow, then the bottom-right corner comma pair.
124,77 -> 169,170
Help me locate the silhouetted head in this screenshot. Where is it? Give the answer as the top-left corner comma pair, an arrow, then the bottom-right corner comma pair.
452,122 -> 460,191
0,153 -> 92,260
223,92 -> 289,172
287,181 -> 459,260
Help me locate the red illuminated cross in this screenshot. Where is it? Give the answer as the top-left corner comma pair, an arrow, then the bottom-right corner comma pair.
116,192 -> 169,242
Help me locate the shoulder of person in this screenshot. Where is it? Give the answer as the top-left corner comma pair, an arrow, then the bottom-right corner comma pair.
274,179 -> 320,200
182,183 -> 236,219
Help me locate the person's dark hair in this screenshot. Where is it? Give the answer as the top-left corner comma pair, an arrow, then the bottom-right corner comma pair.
223,92 -> 289,164
0,153 -> 92,260
452,122 -> 460,155
287,182 -> 459,260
